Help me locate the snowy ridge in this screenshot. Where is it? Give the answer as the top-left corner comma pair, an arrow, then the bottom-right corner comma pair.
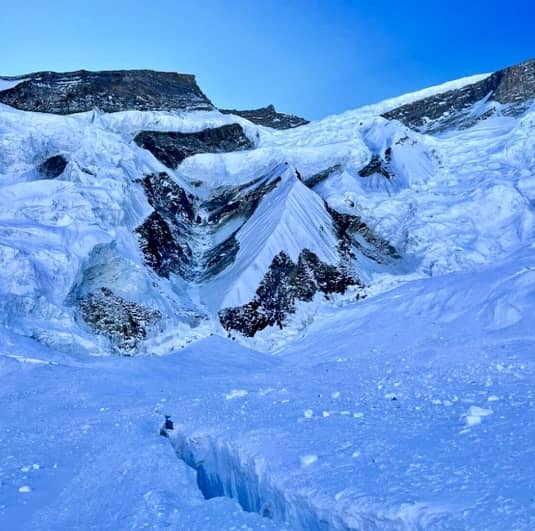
329,72 -> 491,121
0,78 -> 24,92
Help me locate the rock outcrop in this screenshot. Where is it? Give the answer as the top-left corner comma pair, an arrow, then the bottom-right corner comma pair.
135,171 -> 280,281
221,104 -> 309,129
0,70 -> 213,114
134,123 -> 253,168
219,249 -> 360,336
383,58 -> 535,133
135,173 -> 196,279
358,152 -> 394,180
79,287 -> 161,353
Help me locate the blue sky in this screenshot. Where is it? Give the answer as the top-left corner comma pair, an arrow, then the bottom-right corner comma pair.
1,0 -> 533,119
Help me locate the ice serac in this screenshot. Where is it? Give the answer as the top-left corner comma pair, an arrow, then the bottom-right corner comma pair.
220,104 -> 309,130
383,58 -> 535,132
0,69 -> 213,114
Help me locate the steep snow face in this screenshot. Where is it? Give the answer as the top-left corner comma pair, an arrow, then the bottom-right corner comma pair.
0,65 -> 534,353
203,169 -> 340,311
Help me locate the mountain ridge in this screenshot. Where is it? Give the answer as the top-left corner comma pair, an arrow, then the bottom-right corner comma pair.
0,57 -> 534,354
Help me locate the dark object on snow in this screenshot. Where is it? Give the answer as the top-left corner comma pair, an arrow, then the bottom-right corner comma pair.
160,415 -> 174,437
38,155 -> 68,179
295,169 -> 302,181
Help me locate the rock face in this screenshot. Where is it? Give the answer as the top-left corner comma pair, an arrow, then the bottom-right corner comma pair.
135,171 -> 280,281
219,249 -> 360,337
217,192 -> 399,337
134,124 -> 253,168
135,173 -> 196,279
0,70 -> 213,114
328,207 -> 400,264
132,166 -> 398,338
358,151 -> 393,180
221,104 -> 309,129
303,165 -> 342,188
383,58 -> 535,132
79,287 -> 161,353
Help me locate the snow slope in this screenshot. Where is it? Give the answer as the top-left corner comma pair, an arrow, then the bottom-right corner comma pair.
2,245 -> 535,529
202,168 -> 341,311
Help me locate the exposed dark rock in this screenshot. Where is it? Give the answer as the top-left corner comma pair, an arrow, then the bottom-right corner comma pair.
204,176 -> 280,225
0,70 -> 213,114
79,287 -> 161,353
136,211 -> 192,278
200,232 -> 241,280
383,58 -> 535,133
134,171 -> 280,281
219,249 -> 360,336
135,173 -> 195,278
328,206 -> 400,263
37,155 -> 68,179
220,104 -> 309,129
304,164 -> 342,188
358,154 -> 394,180
134,123 -> 253,168
141,172 -> 195,221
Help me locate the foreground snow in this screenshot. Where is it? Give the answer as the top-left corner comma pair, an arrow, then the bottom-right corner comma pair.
2,245 -> 535,530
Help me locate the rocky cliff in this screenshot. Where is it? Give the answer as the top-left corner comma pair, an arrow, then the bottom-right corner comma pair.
221,104 -> 309,129
0,69 -> 213,114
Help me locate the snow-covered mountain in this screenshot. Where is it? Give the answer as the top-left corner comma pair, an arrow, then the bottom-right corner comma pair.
1,60 -> 534,355
2,59 -> 535,530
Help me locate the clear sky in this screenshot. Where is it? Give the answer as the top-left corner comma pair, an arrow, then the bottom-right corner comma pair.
1,0 -> 533,119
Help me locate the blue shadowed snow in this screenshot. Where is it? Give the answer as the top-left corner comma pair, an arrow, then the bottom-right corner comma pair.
2,246 -> 535,529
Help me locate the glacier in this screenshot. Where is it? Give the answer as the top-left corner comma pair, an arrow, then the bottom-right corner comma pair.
1,60 -> 535,530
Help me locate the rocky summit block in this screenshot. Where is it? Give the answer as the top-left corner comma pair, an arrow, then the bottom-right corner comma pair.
221,104 -> 309,130
0,69 -> 213,114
